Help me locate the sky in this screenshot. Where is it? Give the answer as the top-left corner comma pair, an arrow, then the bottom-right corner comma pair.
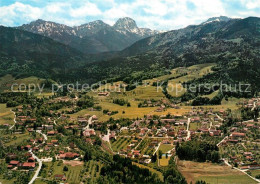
0,0 -> 260,30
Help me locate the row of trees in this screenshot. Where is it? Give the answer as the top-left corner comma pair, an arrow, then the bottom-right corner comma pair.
113,98 -> 130,106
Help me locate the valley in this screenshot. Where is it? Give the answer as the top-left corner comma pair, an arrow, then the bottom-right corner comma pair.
0,11 -> 259,184
0,61 -> 259,184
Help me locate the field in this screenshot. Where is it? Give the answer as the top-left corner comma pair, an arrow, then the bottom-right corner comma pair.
111,137 -> 133,152
177,160 -> 257,184
0,74 -> 45,93
250,169 -> 260,178
69,100 -> 158,122
158,144 -> 174,153
36,160 -> 102,184
36,92 -> 54,98
4,133 -> 31,146
68,63 -> 244,121
167,63 -> 216,97
159,156 -> 171,166
39,161 -> 84,184
0,104 -> 14,125
84,160 -> 102,183
0,178 -> 16,184
34,179 -> 48,184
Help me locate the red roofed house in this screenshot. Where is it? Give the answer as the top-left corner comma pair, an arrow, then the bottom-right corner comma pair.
21,162 -> 36,170
231,132 -> 245,139
58,152 -> 80,160
10,160 -> 19,165
54,174 -> 66,181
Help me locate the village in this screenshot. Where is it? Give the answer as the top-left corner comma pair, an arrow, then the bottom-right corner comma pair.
0,91 -> 259,183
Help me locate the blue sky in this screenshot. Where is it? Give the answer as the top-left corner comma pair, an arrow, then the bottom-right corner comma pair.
0,0 -> 259,30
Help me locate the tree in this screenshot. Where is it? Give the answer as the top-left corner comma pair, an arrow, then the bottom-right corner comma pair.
63,166 -> 68,171
84,150 -> 92,162
159,150 -> 163,159
95,136 -> 102,146
151,153 -> 157,163
195,181 -> 207,184
255,174 -> 260,179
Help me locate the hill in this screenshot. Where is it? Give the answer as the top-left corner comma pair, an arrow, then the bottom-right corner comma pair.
74,17 -> 260,93
0,26 -> 87,80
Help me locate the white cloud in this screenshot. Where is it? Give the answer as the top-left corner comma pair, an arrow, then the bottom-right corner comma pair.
246,0 -> 260,9
0,2 -> 43,26
69,2 -> 102,17
45,2 -> 68,14
239,0 -> 260,9
143,1 -> 169,16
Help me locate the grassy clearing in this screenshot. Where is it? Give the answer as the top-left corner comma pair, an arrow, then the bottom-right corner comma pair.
158,144 -> 174,153
34,179 -> 48,184
0,178 -> 16,184
41,161 -> 84,184
177,160 -> 257,184
0,75 -> 45,92
167,63 -> 216,97
159,156 -> 170,167
197,175 -> 257,184
202,90 -> 219,99
3,133 -> 31,146
0,104 -> 14,125
69,100 -> 157,121
250,169 -> 260,178
189,122 -> 201,130
36,92 -> 54,98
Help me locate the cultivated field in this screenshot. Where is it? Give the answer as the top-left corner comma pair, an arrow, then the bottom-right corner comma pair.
177,160 -> 258,184
0,104 -> 14,125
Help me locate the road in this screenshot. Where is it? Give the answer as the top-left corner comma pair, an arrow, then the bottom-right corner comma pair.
185,118 -> 191,141
9,110 -> 17,130
29,150 -> 42,184
217,136 -> 228,147
36,130 -> 48,143
28,130 -> 48,184
241,143 -> 247,150
28,149 -> 42,184
251,99 -> 258,111
103,129 -> 110,142
215,114 -> 224,121
84,116 -> 93,130
209,120 -> 213,129
153,142 -> 161,156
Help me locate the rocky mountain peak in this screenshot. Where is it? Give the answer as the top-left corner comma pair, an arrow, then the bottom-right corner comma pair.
202,16 -> 231,25
113,17 -> 138,31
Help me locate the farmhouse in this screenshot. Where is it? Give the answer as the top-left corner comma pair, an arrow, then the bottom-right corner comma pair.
21,162 -> 36,170
231,132 -> 245,138
58,152 -> 80,160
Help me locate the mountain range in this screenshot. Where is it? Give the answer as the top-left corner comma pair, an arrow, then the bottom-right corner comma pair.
18,17 -> 159,54
0,16 -> 260,92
